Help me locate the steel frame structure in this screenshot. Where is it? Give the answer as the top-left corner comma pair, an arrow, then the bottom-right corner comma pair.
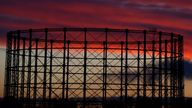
4,28 -> 184,107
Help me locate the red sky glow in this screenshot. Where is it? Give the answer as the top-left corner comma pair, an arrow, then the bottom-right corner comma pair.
0,0 -> 192,97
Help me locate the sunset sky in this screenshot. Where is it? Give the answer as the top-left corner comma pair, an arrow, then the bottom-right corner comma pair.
0,0 -> 192,97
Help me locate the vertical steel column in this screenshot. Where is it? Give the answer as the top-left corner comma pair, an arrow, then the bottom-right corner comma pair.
170,33 -> 174,98
173,39 -> 177,97
83,28 -> 87,108
21,38 -> 25,99
105,28 -> 108,103
103,40 -> 105,106
143,30 -> 147,97
4,32 -> 12,97
152,40 -> 155,98
62,28 -> 66,100
34,39 -> 38,101
43,28 -> 48,100
125,29 -> 128,107
13,34 -> 16,97
164,40 -> 168,102
103,42 -> 106,104
159,32 -> 162,99
103,28 -> 108,106
120,41 -> 124,101
27,29 -> 32,99
49,40 -> 53,100
178,36 -> 184,98
137,41 -> 140,99
66,40 -> 70,101
16,30 -> 20,98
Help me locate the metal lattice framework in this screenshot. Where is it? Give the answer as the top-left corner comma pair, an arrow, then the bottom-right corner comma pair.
4,28 -> 184,107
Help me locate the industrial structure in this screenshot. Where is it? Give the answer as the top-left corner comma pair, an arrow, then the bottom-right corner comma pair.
4,28 -> 184,107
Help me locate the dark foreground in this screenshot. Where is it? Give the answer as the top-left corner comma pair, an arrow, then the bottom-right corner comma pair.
0,97 -> 192,108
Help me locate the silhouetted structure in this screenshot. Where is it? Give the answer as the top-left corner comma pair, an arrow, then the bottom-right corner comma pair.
4,28 -> 184,108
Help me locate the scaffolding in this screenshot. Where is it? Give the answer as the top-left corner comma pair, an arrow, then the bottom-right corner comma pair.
4,28 -> 184,107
